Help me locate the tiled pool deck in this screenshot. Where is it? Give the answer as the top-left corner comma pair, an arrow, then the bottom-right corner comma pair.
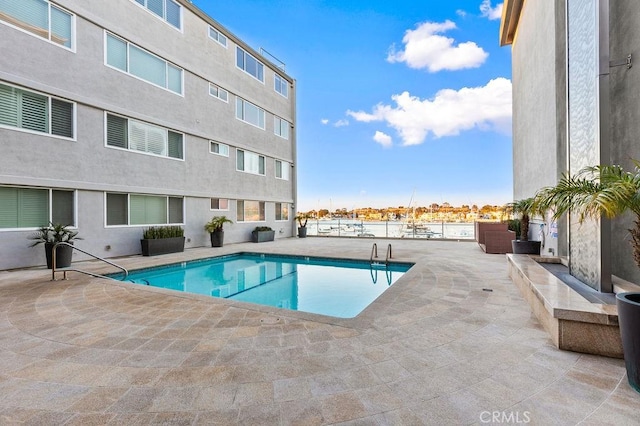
0,238 -> 638,425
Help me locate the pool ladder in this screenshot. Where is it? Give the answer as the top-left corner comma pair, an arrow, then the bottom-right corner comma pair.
51,242 -> 128,281
370,243 -> 392,265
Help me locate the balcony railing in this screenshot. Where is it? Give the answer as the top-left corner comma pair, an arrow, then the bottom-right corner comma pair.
305,219 -> 477,240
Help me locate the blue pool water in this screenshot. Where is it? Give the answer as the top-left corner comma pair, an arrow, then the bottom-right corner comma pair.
118,253 -> 412,318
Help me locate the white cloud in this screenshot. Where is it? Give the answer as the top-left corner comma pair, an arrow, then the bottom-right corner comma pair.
321,118 -> 329,125
373,131 -> 393,148
347,77 -> 512,146
387,20 -> 488,72
456,9 -> 467,18
480,1 -> 503,20
334,119 -> 349,127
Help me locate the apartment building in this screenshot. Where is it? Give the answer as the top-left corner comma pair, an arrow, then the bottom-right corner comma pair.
500,0 -> 640,290
0,0 -> 297,269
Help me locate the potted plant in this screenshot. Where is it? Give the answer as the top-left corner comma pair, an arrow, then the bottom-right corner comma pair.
296,213 -> 311,238
29,223 -> 81,269
204,216 -> 233,247
251,226 -> 275,243
505,197 -> 542,254
535,163 -> 640,393
141,226 -> 185,256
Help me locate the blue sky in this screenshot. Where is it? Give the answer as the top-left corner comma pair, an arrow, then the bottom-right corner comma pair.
193,0 -> 512,211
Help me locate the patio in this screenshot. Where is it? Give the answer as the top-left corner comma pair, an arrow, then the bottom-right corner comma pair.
0,238 -> 638,425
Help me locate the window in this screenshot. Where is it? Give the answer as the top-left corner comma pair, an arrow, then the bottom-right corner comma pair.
274,74 -> 288,98
235,97 -> 265,129
237,200 -> 265,222
275,160 -> 290,180
275,203 -> 289,221
210,141 -> 229,157
0,186 -> 75,229
106,193 -> 183,226
208,26 -> 227,47
236,150 -> 265,175
210,198 -> 229,210
132,0 -> 181,29
106,113 -> 183,159
0,0 -> 74,49
236,47 -> 264,82
0,82 -> 74,138
209,83 -> 228,102
105,32 -> 183,94
274,116 -> 290,140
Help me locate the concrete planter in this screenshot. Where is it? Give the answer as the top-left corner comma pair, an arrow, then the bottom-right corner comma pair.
252,230 -> 275,243
617,292 -> 640,394
141,237 -> 185,256
512,240 -> 541,255
44,242 -> 73,269
210,230 -> 224,247
298,227 -> 307,238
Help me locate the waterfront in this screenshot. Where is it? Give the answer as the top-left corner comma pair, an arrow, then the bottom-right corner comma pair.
306,219 -> 476,239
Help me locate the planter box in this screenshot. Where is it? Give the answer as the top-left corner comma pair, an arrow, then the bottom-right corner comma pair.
141,237 -> 185,256
512,240 -> 541,255
252,230 -> 275,243
298,227 -> 308,238
617,292 -> 640,393
210,230 -> 224,247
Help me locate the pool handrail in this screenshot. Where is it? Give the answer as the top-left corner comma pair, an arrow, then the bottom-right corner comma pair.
51,242 -> 128,281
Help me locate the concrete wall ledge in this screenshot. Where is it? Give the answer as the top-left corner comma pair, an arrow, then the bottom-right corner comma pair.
507,254 -> 624,358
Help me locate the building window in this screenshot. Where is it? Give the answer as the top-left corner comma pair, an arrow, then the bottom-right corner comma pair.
209,83 -> 228,102
106,113 -> 183,160
235,97 -> 265,129
0,0 -> 74,49
274,116 -> 290,140
236,46 -> 264,82
275,160 -> 290,180
236,149 -> 265,175
275,203 -> 289,221
106,193 -> 183,226
132,0 -> 181,29
210,198 -> 229,210
0,82 -> 75,138
105,32 -> 183,94
208,26 -> 227,47
237,200 -> 265,222
274,74 -> 288,98
210,141 -> 229,157
0,186 -> 75,229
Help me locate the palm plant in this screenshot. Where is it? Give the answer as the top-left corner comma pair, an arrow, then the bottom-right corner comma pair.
534,163 -> 640,267
505,197 -> 538,241
204,216 -> 233,233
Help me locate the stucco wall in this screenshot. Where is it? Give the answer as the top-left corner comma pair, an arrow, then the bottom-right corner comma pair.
609,0 -> 640,283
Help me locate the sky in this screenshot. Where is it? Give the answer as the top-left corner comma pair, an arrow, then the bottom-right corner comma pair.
193,0 -> 513,211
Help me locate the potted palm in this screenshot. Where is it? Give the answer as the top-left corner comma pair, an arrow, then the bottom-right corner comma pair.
296,213 -> 311,238
29,223 -> 81,269
534,163 -> 640,393
204,216 -> 233,247
505,197 -> 542,254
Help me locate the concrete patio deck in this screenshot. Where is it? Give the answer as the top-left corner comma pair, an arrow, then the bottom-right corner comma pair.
0,238 -> 638,425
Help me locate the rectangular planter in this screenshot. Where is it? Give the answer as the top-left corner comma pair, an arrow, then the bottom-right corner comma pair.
251,230 -> 275,243
141,237 -> 185,256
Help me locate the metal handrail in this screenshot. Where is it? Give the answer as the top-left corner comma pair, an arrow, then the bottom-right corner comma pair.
52,242 -> 128,281
370,243 -> 378,262
386,244 -> 392,263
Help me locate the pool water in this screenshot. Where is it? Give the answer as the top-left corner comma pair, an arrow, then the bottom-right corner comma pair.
120,253 -> 412,318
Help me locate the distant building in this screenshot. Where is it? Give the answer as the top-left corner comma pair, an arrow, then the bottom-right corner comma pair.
0,0 -> 296,269
500,0 -> 640,290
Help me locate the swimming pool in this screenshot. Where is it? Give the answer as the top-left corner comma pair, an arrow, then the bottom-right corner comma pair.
119,253 -> 413,318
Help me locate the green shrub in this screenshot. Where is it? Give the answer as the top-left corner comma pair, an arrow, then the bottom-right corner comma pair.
253,226 -> 273,232
143,226 -> 184,239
